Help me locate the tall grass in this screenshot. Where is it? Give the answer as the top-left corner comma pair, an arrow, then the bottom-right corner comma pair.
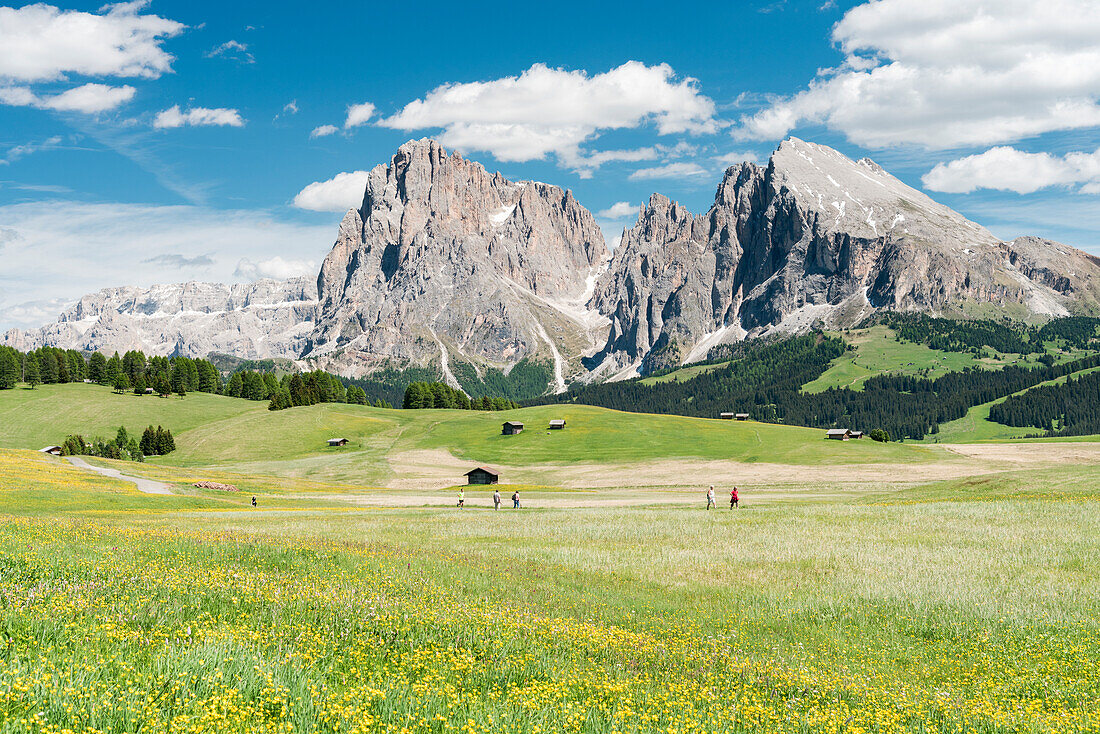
0,457 -> 1097,732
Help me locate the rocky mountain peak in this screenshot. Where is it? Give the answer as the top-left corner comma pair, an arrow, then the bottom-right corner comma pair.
307,140 -> 609,385
12,137 -> 1100,393
768,136 -> 997,247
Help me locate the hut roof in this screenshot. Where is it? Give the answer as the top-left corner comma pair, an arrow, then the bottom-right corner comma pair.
826,428 -> 851,436
464,466 -> 500,477
503,421 -> 524,427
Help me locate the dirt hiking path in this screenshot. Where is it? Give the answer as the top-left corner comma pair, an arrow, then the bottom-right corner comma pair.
68,456 -> 174,495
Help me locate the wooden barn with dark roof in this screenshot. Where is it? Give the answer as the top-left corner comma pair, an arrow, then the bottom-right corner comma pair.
465,467 -> 499,485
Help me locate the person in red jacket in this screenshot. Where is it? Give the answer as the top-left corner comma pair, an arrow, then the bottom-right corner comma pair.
730,487 -> 739,509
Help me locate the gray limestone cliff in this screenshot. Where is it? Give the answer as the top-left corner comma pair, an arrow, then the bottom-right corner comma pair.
11,137 -> 1100,389
303,139 -> 609,390
587,138 -> 1100,376
2,278 -> 318,359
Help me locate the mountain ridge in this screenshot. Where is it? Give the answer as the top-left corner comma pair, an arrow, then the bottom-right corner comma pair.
7,137 -> 1100,391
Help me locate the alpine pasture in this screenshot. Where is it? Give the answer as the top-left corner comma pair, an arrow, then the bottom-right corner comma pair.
0,383 -> 1098,733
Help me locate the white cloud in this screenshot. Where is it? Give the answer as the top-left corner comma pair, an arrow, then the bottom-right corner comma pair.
0,200 -> 333,331
234,256 -> 316,281
310,124 -> 338,138
2,135 -> 63,164
570,147 -> 659,178
0,2 -> 184,83
923,146 -> 1100,194
715,150 -> 762,167
738,0 -> 1100,148
0,82 -> 135,113
0,298 -> 73,331
344,102 -> 375,128
628,162 -> 709,181
597,201 -> 638,219
205,40 -> 254,64
42,82 -> 136,112
282,100 -> 298,114
292,170 -> 370,212
154,105 -> 245,129
378,61 -> 717,164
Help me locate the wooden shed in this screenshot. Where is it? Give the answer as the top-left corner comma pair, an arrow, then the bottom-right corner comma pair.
735,413 -> 750,421
38,446 -> 62,456
826,429 -> 852,441
548,419 -> 566,430
849,430 -> 864,439
719,412 -> 736,420
465,467 -> 499,485
327,438 -> 349,447
502,421 -> 524,435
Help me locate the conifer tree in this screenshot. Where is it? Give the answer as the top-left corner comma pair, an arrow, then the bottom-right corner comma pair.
89,352 -> 108,384
106,352 -> 122,386
37,349 -> 58,383
23,354 -> 40,388
140,426 -> 156,456
0,349 -> 18,389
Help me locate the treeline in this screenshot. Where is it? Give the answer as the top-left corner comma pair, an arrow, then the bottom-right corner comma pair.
877,313 -> 1100,354
539,334 -> 847,421
346,358 -> 554,408
265,370 -> 390,411
0,346 -> 397,409
989,370 -> 1100,436
59,425 -> 176,462
0,345 -> 93,389
543,333 -> 1100,440
403,381 -> 520,410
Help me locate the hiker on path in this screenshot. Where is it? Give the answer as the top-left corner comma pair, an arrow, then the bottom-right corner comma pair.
730,487 -> 739,509
706,485 -> 716,510
512,490 -> 521,509
251,495 -> 257,507
457,488 -> 465,508
493,488 -> 501,510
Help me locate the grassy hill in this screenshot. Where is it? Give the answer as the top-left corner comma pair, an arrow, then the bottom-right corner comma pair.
0,384 -> 929,488
924,365 -> 1100,443
802,325 -> 1079,393
633,325 -> 1081,394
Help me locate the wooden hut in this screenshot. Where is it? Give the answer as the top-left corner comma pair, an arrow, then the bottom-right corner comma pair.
38,446 -> 62,456
719,412 -> 736,420
548,419 -> 566,430
849,430 -> 864,439
735,413 -> 750,421
465,467 -> 499,485
327,438 -> 349,447
826,428 -> 852,441
502,421 -> 524,435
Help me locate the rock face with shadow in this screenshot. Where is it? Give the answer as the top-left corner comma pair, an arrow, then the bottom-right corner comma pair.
303,139 -> 609,390
587,137 -> 1100,377
11,138 -> 1100,389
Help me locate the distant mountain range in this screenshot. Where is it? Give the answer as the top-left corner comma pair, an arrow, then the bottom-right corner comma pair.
8,137 -> 1100,393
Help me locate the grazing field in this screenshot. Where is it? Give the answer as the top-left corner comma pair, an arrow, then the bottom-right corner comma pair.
0,448 -> 1097,733
926,365 -> 1100,443
801,325 -> 1069,393
0,384 -> 929,489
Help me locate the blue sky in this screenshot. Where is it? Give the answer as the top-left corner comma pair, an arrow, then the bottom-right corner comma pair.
2,0 -> 1100,330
